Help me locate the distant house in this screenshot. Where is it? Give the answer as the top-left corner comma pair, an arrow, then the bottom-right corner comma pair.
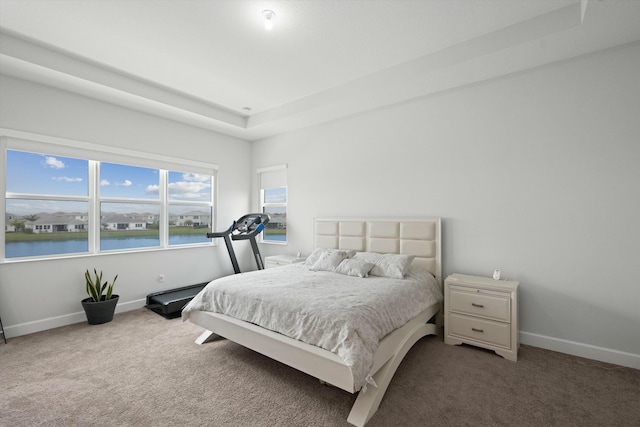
135,212 -> 159,223
5,213 -> 17,232
71,212 -> 89,221
169,210 -> 211,227
25,214 -> 86,233
102,214 -> 147,231
268,212 -> 286,230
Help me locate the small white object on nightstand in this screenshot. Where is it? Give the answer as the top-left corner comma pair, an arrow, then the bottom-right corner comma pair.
444,273 -> 519,361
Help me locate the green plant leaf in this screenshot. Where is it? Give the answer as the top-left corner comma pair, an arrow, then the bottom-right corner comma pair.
84,269 -> 117,302
106,274 -> 117,300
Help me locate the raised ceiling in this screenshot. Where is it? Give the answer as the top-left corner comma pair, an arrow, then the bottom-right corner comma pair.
1,0 -> 639,141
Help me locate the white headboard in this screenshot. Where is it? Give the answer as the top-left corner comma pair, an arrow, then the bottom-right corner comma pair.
314,217 -> 442,283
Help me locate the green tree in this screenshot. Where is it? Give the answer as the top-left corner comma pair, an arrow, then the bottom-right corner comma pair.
24,214 -> 40,222
10,220 -> 25,232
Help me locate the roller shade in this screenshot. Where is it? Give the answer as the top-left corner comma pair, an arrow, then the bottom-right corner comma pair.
258,164 -> 287,189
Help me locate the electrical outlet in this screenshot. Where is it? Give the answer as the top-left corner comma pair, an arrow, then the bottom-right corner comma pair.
157,274 -> 165,283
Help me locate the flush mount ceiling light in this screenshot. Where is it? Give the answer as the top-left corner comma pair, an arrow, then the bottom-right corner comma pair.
262,10 -> 275,30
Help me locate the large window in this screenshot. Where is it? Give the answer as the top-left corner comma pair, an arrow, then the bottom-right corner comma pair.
258,165 -> 287,244
5,150 -> 90,258
2,136 -> 216,261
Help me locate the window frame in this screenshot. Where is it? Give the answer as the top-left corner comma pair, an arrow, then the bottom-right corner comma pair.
257,164 -> 287,245
1,130 -> 217,262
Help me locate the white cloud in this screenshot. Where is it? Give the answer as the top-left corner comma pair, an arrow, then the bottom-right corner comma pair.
167,181 -> 211,201
43,156 -> 65,169
145,184 -> 159,194
52,176 -> 83,182
100,179 -> 110,186
117,180 -> 132,187
181,173 -> 210,182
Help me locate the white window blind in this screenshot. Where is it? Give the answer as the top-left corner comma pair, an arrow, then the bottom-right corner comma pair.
258,165 -> 287,190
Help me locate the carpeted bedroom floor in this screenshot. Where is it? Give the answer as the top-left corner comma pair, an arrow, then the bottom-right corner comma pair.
1,308 -> 638,426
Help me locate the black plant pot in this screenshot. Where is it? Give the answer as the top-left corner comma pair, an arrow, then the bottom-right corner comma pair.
81,295 -> 119,325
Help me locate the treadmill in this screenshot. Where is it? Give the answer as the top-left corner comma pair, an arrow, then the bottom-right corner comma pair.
145,213 -> 270,318
207,213 -> 270,274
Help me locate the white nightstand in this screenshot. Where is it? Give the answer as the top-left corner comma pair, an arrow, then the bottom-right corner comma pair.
264,254 -> 306,269
444,273 -> 519,361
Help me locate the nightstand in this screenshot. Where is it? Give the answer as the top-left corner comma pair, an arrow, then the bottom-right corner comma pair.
444,273 -> 519,361
264,254 -> 306,269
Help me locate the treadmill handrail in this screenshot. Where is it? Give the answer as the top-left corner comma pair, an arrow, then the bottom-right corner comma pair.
207,221 -> 235,239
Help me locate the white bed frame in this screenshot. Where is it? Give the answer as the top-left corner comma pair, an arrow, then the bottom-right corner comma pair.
189,217 -> 442,426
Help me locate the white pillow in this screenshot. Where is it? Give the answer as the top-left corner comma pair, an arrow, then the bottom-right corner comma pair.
309,250 -> 349,272
304,247 -> 326,266
352,252 -> 415,279
334,258 -> 375,278
305,248 -> 355,266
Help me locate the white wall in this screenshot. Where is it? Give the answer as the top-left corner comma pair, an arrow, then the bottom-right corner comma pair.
252,42 -> 640,368
0,75 -> 252,336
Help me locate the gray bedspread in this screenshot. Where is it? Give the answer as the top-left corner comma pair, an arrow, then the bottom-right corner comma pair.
182,263 -> 442,391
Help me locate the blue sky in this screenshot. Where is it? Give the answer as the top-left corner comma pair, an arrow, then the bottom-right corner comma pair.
100,162 -> 158,199
7,150 -> 88,196
6,150 -> 212,215
264,187 -> 286,203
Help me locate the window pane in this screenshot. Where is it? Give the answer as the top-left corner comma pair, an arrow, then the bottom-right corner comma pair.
100,203 -> 159,250
262,206 -> 286,243
5,199 -> 89,258
100,163 -> 159,199
6,150 -> 88,196
168,206 -> 211,245
264,187 -> 286,203
168,171 -> 212,202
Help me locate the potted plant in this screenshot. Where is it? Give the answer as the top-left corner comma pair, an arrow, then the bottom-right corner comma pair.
81,269 -> 119,325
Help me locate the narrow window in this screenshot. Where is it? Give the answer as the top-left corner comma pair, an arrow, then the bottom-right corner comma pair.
257,165 -> 287,244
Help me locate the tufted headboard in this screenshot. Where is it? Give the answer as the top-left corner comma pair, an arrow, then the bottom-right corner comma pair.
314,217 -> 442,284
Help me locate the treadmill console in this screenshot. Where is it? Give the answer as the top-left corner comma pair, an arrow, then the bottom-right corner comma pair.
233,213 -> 270,237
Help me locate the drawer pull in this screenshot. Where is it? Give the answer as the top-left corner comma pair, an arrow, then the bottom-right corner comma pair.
471,327 -> 484,333
471,303 -> 484,308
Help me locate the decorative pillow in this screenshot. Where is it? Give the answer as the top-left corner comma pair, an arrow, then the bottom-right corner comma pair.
334,258 -> 375,278
309,250 -> 349,272
305,248 -> 356,266
353,252 -> 415,279
304,247 -> 326,266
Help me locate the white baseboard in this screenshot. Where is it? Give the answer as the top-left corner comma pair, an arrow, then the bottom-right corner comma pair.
520,331 -> 640,370
3,298 -> 146,338
5,308 -> 639,371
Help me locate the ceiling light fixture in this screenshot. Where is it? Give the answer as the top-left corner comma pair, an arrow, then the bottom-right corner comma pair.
262,10 -> 275,30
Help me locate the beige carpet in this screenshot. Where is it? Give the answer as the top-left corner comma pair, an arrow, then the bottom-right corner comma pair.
1,309 -> 638,427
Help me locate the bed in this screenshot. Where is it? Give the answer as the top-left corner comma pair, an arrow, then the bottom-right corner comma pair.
182,217 -> 442,426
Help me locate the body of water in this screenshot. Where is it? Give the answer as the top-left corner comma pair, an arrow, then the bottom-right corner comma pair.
264,234 -> 286,242
5,234 -> 210,258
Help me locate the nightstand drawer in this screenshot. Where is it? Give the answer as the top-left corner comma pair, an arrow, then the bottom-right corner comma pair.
449,286 -> 510,322
448,313 -> 511,348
